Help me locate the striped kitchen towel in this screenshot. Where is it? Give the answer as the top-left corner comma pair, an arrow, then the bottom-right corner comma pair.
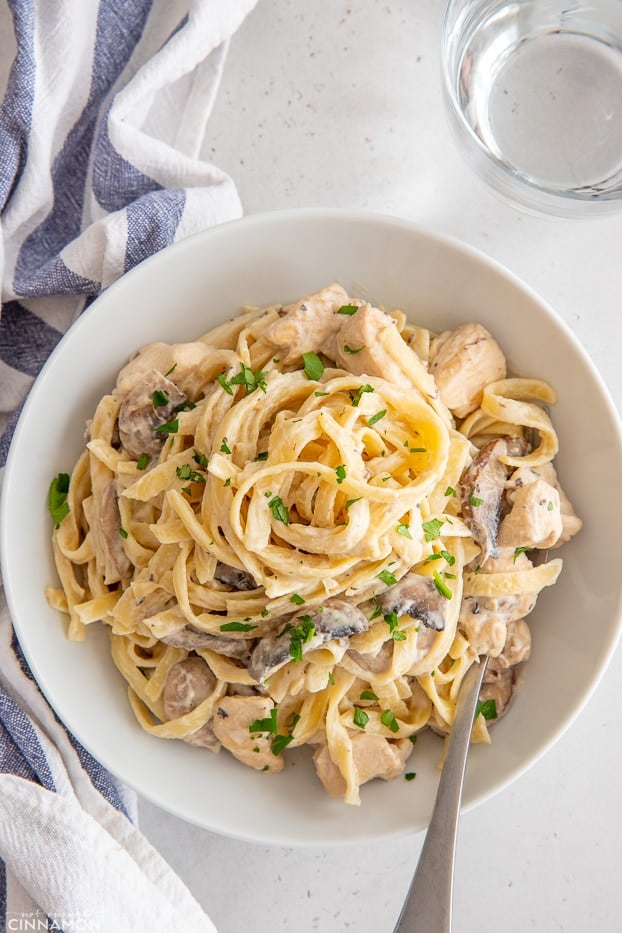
0,0 -> 258,929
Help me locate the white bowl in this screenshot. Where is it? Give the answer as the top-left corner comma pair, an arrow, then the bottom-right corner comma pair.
2,209 -> 621,846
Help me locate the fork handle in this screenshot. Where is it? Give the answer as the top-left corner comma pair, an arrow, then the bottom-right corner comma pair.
393,657 -> 489,933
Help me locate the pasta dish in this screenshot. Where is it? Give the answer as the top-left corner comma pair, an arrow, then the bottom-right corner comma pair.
47,284 -> 581,804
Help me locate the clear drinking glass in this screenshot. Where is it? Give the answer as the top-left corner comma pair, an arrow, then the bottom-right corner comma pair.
442,0 -> 622,215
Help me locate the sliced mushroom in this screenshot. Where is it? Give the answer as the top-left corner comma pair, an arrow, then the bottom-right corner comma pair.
347,641 -> 394,676
117,369 -> 187,461
162,657 -> 219,750
379,572 -> 451,631
214,561 -> 257,591
248,599 -> 369,684
133,587 -> 175,622
96,480 -> 131,584
479,664 -> 516,721
161,627 -> 251,661
460,437 -> 526,566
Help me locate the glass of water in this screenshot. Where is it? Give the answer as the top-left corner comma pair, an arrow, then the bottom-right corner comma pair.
442,0 -> 622,215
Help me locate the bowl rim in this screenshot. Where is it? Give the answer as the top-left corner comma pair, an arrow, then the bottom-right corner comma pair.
2,207 -> 621,845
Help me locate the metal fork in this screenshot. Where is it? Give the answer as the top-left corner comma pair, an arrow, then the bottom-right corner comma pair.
393,656 -> 490,932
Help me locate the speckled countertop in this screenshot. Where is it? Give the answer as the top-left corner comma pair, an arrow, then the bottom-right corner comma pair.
137,3 -> 622,931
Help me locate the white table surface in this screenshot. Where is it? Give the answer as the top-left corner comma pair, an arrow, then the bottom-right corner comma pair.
137,2 -> 622,931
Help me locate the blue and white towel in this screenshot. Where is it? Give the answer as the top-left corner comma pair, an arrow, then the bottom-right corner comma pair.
0,1 -> 259,929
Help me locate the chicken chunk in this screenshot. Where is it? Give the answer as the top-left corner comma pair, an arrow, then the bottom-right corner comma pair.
459,607 -> 508,658
496,618 -> 531,668
313,733 -> 413,798
429,323 -> 506,418
460,591 -> 536,629
262,286 -> 437,398
331,302 -> 413,388
262,283 -> 350,364
506,463 -> 582,547
212,695 -> 284,772
498,478 -> 562,549
116,341 -> 214,397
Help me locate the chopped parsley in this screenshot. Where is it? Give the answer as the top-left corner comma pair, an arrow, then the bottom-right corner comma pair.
351,384 -> 374,407
272,732 -> 295,755
335,464 -> 347,484
230,362 -> 267,394
219,439 -> 232,454
193,449 -> 208,468
219,363 -> 267,395
302,351 -> 324,381
432,570 -> 452,600
360,690 -> 379,701
136,453 -> 150,470
217,372 -> 233,395
343,344 -> 365,355
422,518 -> 444,542
255,450 -> 269,461
405,772 -> 417,781
469,494 -> 484,507
377,569 -> 397,587
268,495 -> 290,524
48,473 -> 70,528
369,597 -> 383,620
337,304 -> 359,315
383,612 -> 406,640
176,463 -> 205,483
155,418 -> 178,435
249,708 -> 278,734
475,698 -> 498,721
151,389 -> 169,407
367,409 -> 387,426
353,707 -> 369,729
328,671 -> 336,685
289,616 -> 316,661
345,497 -> 362,509
290,593 -> 305,605
445,485 -> 457,497
381,709 -> 399,733
396,523 -> 412,539
119,527 -> 128,539
220,621 -> 257,632
513,546 -> 530,563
